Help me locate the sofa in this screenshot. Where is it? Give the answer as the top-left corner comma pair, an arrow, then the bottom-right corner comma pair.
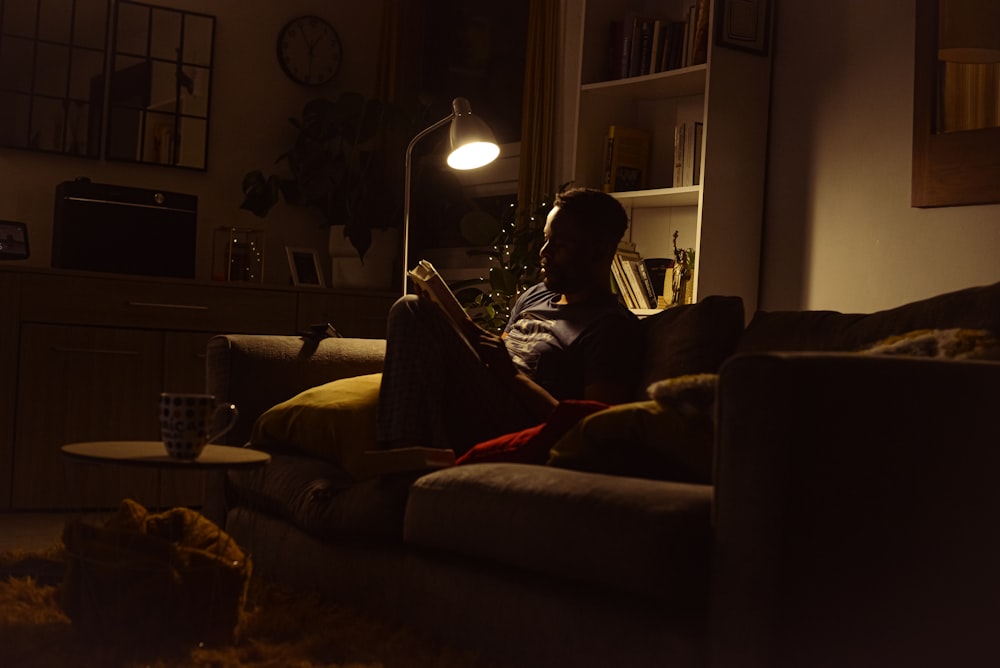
204,281 -> 1000,668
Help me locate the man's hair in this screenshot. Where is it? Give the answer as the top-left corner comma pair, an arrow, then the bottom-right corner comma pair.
553,187 -> 628,254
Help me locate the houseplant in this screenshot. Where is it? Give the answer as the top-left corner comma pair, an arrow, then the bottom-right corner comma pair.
240,92 -> 411,261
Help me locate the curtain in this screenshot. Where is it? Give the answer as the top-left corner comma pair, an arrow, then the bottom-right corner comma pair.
516,0 -> 561,230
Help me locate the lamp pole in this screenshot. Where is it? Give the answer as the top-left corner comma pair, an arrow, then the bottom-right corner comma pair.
402,114 -> 454,296
401,97 -> 499,296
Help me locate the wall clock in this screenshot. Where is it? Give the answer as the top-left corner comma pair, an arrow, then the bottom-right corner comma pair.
276,15 -> 342,86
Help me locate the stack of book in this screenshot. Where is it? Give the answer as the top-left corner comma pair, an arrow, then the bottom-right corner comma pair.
607,0 -> 709,81
612,250 -> 675,311
673,120 -> 703,187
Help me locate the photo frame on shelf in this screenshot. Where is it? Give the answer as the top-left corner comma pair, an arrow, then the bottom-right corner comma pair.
716,0 -> 772,55
286,246 -> 325,287
0,220 -> 29,260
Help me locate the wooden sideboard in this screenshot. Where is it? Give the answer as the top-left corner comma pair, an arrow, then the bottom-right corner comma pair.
0,267 -> 395,509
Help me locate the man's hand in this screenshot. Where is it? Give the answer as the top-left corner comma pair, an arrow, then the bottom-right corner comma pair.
472,328 -> 519,378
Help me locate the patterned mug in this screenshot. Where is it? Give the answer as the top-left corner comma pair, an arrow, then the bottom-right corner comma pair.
159,393 -> 239,460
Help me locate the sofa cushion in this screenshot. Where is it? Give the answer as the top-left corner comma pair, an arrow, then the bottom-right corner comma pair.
249,373 -> 381,478
404,463 -> 712,602
547,398 -> 713,484
636,295 -> 744,399
737,281 -> 1000,353
455,400 -> 608,466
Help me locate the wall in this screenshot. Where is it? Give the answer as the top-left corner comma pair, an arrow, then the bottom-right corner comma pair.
0,0 -> 383,285
761,0 -> 1000,313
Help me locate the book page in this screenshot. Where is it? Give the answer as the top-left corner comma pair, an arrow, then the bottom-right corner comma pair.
408,260 -> 480,358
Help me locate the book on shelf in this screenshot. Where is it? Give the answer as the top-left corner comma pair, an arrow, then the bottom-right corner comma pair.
660,20 -> 686,72
611,251 -> 639,308
673,120 -> 703,187
609,20 -> 627,80
642,258 -> 676,303
407,259 -> 479,357
614,249 -> 657,309
691,0 -> 710,65
603,125 -> 650,193
607,5 -> 707,80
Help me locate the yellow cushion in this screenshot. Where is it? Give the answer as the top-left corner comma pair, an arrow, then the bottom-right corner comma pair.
250,373 -> 382,476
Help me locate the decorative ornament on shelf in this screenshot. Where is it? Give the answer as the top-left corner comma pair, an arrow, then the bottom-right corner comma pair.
671,230 -> 695,306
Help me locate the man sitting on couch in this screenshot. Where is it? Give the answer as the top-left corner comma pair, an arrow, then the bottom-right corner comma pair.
376,187 -> 643,456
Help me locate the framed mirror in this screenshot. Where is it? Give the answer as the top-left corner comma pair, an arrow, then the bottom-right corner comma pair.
106,1 -> 214,169
0,0 -> 111,157
0,0 -> 214,169
912,0 -> 1000,207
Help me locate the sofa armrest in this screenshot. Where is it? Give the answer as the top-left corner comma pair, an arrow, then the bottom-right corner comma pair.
205,334 -> 386,447
711,352 -> 1000,667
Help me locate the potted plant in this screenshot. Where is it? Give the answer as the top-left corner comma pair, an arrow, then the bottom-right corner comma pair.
240,92 -> 410,261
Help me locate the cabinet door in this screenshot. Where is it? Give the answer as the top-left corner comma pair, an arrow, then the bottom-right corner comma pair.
0,272 -> 19,508
163,331 -> 216,393
13,324 -> 164,508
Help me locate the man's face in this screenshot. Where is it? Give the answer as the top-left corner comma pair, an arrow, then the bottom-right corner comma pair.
539,206 -> 597,294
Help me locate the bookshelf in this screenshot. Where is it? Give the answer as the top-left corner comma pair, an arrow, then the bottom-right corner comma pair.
558,0 -> 773,316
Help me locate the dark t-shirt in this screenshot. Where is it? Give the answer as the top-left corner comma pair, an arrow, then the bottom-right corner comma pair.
503,283 -> 642,400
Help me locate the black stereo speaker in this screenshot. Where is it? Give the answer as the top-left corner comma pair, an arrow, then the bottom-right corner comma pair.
52,178 -> 197,279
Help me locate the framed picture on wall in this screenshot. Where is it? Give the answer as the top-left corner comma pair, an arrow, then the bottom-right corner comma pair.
716,0 -> 772,55
286,246 -> 325,287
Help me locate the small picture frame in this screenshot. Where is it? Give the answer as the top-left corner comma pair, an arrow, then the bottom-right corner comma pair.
285,246 -> 325,287
716,0 -> 772,56
0,221 -> 29,260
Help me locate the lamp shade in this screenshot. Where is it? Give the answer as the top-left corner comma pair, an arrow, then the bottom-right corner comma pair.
446,97 -> 500,169
401,96 -> 500,295
939,0 -> 1000,63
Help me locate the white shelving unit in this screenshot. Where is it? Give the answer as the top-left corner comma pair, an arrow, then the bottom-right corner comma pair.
558,0 -> 773,316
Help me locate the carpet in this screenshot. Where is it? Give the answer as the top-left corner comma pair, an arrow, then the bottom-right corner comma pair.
0,546 -> 498,668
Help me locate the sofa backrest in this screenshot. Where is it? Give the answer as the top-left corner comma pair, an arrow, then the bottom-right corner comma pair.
737,280 -> 1000,354
635,295 -> 745,399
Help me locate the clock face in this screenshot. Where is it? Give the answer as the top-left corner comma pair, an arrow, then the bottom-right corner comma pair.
276,16 -> 342,86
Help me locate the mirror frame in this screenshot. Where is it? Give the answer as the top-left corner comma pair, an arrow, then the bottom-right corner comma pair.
912,0 -> 1000,207
0,0 -> 214,170
0,0 -> 111,157
106,1 -> 215,170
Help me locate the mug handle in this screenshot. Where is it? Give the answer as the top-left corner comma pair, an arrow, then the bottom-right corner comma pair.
207,403 -> 239,444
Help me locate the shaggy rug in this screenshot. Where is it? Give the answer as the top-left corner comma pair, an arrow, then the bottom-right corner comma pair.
0,546 -> 497,668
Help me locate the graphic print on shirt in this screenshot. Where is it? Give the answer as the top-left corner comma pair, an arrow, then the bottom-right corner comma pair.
505,315 -> 559,375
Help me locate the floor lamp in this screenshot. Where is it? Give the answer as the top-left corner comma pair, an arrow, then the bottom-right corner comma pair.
402,97 -> 500,295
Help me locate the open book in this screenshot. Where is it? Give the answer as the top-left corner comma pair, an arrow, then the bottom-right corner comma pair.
408,259 -> 481,358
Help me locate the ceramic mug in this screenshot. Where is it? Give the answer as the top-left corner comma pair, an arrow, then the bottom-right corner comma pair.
159,393 -> 238,460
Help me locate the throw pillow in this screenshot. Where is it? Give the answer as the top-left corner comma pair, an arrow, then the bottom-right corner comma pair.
250,373 -> 382,478
860,328 -> 1000,360
647,372 -> 718,417
636,295 -> 744,400
455,400 -> 609,466
547,397 -> 713,484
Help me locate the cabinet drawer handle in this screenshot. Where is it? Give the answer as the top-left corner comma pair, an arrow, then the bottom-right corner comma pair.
126,301 -> 209,311
51,347 -> 140,356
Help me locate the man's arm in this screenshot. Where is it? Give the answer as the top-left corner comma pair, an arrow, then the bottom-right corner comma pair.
474,329 -> 559,421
